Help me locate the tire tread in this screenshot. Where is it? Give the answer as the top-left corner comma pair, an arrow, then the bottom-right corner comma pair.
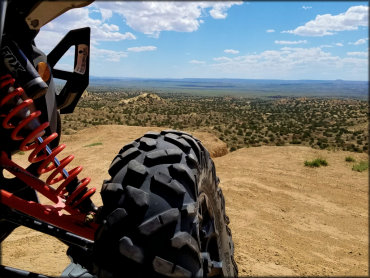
93,130 -> 237,278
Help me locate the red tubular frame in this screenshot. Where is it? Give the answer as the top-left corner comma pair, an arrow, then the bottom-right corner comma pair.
0,151 -> 97,240
0,74 -> 98,241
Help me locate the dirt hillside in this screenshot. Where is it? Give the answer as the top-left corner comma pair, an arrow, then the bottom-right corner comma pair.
119,93 -> 165,105
1,125 -> 368,276
215,146 -> 368,276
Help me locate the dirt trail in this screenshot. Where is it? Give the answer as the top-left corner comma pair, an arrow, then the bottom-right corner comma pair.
1,126 -> 368,276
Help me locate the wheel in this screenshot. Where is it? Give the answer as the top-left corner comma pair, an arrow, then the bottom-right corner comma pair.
92,130 -> 238,278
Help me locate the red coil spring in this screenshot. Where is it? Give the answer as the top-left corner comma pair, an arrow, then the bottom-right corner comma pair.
0,74 -> 96,209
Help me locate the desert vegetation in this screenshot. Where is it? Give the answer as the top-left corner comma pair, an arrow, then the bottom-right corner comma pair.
60,89 -> 368,153
345,156 -> 356,162
304,158 -> 328,167
352,161 -> 368,172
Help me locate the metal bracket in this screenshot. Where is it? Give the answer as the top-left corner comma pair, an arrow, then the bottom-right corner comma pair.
0,206 -> 93,250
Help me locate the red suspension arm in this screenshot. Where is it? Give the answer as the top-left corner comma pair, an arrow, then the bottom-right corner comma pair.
0,151 -> 97,240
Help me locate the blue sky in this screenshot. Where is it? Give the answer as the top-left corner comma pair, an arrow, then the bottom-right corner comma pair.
35,1 -> 368,81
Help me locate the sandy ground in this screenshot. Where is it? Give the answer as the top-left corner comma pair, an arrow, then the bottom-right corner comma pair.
1,125 -> 368,276
215,146 -> 368,276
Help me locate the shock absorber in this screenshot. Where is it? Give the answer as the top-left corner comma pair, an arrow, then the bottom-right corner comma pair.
0,73 -> 96,213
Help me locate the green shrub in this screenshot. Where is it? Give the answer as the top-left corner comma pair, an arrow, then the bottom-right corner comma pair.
352,161 -> 368,172
83,142 -> 103,147
304,158 -> 328,167
345,156 -> 356,162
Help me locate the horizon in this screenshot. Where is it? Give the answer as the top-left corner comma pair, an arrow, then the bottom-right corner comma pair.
83,76 -> 368,99
88,76 -> 367,82
36,1 -> 369,81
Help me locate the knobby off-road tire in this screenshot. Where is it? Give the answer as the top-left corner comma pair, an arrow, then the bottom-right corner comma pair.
92,130 -> 238,278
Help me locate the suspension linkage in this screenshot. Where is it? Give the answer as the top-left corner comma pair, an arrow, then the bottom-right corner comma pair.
0,205 -> 94,250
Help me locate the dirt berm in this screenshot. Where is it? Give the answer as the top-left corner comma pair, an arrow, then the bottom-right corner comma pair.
1,125 -> 368,276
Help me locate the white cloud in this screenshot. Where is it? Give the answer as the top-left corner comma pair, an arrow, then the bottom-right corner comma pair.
274,40 -> 307,45
319,44 -> 333,48
189,60 -> 206,64
127,46 -> 157,52
321,43 -> 345,48
302,6 -> 312,10
266,29 -> 275,33
209,47 -> 368,80
90,46 -> 128,62
282,5 -> 368,36
224,49 -> 240,54
213,57 -> 233,62
347,51 -> 368,57
35,6 -> 137,64
349,38 -> 369,45
45,8 -> 135,43
35,7 -> 136,54
101,23 -> 119,32
35,30 -> 65,53
94,2 -> 242,37
100,8 -> 113,22
35,2 -> 242,64
209,2 -> 241,19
